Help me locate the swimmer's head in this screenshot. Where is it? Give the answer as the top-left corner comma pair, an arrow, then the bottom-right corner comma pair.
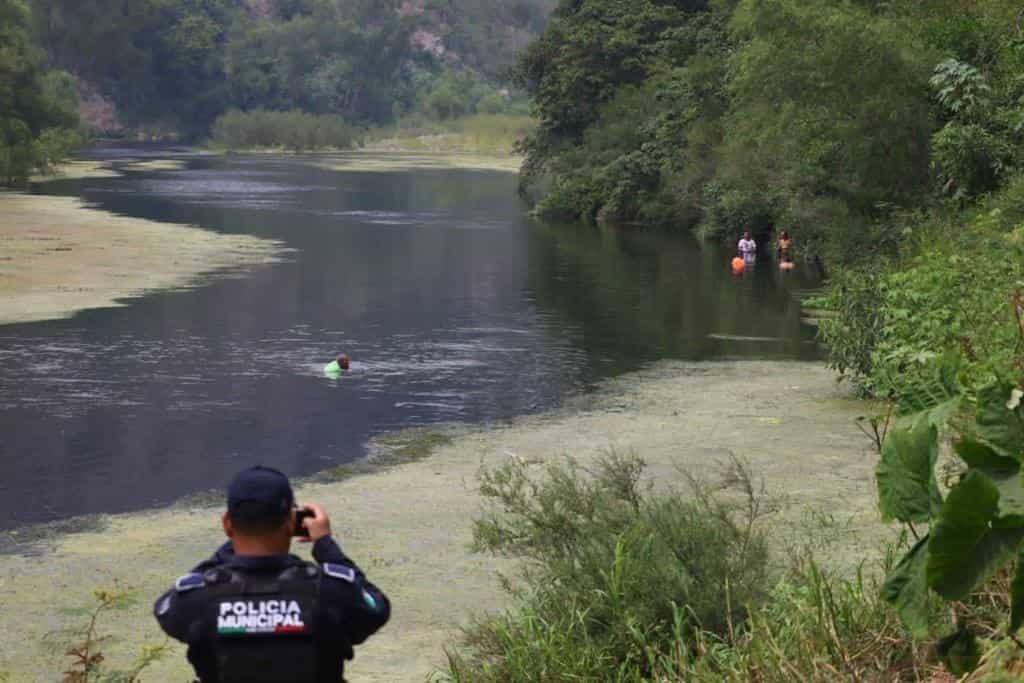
742,230 -> 751,239
337,354 -> 350,370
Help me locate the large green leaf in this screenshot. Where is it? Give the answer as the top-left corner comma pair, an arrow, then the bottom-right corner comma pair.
975,382 -> 1024,459
881,535 -> 932,636
927,471 -> 1024,599
956,438 -> 1019,473
955,439 -> 1024,526
877,421 -> 942,524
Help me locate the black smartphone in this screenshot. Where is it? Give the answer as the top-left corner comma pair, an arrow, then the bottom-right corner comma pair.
294,507 -> 314,537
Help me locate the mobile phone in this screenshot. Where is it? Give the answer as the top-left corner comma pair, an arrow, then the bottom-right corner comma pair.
294,507 -> 314,537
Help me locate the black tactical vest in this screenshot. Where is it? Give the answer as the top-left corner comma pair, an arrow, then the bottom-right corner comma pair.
202,564 -> 321,683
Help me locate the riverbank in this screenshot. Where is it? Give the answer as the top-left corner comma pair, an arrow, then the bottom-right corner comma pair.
210,113 -> 529,172
0,193 -> 283,325
362,114 -> 533,157
0,361 -> 883,682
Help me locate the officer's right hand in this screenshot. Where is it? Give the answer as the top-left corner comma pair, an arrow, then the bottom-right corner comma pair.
300,503 -> 332,542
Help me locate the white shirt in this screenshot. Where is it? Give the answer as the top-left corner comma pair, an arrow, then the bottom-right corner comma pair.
738,238 -> 757,255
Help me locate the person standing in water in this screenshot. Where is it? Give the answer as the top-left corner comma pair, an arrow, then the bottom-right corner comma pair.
738,231 -> 757,260
324,354 -> 350,377
776,231 -> 793,261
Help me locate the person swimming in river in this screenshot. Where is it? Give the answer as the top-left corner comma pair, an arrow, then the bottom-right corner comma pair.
737,231 -> 757,261
324,354 -> 350,377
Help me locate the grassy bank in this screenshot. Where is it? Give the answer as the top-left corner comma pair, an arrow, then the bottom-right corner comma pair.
205,113 -> 531,172
362,114 -> 533,157
0,193 -> 282,325
0,361 -> 878,681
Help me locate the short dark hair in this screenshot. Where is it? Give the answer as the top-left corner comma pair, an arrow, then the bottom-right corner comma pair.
229,501 -> 291,535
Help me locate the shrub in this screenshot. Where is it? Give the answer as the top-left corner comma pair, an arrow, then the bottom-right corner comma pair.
211,109 -> 357,151
57,588 -> 166,683
443,451 -> 772,681
820,177 -> 1024,398
931,123 -> 1012,201
440,453 -> 943,682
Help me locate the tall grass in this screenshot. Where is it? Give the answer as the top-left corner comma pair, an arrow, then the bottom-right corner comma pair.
211,109 -> 357,151
439,452 -> 945,682
364,114 -> 534,155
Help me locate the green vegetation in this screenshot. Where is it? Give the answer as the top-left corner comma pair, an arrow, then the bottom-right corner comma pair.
870,346 -> 1024,676
440,452 -> 960,681
27,0 -> 552,141
211,109 -> 356,151
514,0 -> 1024,257
365,113 -> 533,155
57,588 -> 166,682
0,0 -> 80,185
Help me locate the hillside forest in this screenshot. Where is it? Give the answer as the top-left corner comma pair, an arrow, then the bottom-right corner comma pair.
2,0 -> 554,181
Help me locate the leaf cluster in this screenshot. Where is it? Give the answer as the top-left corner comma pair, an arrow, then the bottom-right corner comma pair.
877,372 -> 1024,676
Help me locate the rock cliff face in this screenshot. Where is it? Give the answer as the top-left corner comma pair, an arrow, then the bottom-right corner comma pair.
75,80 -> 122,137
243,0 -> 275,17
399,0 -> 557,77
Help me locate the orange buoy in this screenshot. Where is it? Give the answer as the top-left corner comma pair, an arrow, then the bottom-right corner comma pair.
731,257 -> 746,274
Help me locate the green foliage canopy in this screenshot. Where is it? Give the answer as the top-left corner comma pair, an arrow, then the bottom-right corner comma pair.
0,0 -> 79,184
28,0 -> 553,137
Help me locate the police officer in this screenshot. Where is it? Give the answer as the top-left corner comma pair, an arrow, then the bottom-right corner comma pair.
153,466 -> 390,682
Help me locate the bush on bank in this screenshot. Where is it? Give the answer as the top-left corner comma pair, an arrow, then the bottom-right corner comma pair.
211,110 -> 357,152
819,176 -> 1024,399
439,453 -> 950,682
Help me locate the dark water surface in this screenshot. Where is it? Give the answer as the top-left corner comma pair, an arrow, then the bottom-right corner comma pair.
0,148 -> 820,528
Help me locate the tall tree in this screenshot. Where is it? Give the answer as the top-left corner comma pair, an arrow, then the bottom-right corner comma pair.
0,0 -> 79,184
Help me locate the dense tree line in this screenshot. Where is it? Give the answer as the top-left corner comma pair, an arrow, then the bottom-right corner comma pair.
0,0 -> 79,184
515,0 -> 1024,263
27,0 -> 553,137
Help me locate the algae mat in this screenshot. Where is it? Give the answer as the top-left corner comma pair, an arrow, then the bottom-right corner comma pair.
315,150 -> 521,173
0,193 -> 283,325
0,361 -> 884,682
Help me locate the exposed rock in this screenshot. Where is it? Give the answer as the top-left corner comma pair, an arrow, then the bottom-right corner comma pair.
243,0 -> 274,18
411,28 -> 446,58
75,78 -> 122,136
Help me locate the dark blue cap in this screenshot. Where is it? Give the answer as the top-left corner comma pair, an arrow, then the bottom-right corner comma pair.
227,466 -> 294,513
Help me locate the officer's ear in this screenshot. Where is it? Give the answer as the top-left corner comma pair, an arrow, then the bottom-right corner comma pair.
222,511 -> 234,539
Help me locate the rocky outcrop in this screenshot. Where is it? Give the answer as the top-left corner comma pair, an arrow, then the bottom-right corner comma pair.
76,79 -> 123,137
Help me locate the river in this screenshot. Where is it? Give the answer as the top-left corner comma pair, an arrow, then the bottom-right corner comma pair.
0,146 -> 820,529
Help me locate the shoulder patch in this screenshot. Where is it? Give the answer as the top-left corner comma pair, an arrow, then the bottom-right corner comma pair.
155,595 -> 172,616
175,572 -> 205,593
323,563 -> 355,583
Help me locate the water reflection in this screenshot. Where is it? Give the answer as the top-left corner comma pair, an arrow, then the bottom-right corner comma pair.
0,151 -> 818,527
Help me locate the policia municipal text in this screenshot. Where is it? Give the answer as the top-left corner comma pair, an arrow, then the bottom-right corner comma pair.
153,466 -> 390,682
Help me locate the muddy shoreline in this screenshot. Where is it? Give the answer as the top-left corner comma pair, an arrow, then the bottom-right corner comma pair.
0,361 -> 884,682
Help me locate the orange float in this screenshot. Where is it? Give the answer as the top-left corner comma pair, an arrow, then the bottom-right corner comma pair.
731,257 -> 746,274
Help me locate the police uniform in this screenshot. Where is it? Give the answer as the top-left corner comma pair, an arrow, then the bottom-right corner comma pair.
153,467 -> 390,683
